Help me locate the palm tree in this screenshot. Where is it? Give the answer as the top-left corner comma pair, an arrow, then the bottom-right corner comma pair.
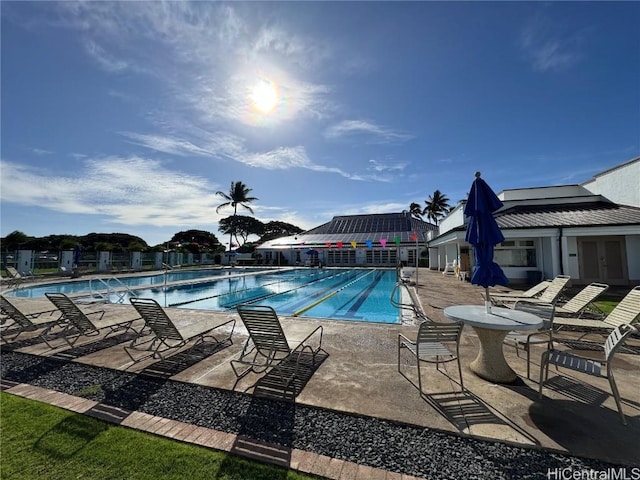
409,202 -> 423,219
422,190 -> 451,225
216,181 -> 258,251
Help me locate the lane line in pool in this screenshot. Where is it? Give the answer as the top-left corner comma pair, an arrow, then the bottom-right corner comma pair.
344,270 -> 385,317
292,270 -> 376,317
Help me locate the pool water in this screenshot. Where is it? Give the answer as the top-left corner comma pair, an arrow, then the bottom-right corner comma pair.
7,268 -> 401,324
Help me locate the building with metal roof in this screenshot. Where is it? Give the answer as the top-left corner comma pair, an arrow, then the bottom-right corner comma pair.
428,157 -> 640,286
256,212 -> 437,267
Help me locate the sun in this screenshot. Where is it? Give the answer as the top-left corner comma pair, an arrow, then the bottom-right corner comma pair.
249,78 -> 279,114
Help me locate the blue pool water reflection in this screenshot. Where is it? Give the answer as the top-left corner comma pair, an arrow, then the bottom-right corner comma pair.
7,268 -> 400,324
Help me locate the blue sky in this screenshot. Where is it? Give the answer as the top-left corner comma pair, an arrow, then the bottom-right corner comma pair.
1,1 -> 639,247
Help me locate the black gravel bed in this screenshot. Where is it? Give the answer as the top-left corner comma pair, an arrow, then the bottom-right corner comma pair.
0,350 -> 626,479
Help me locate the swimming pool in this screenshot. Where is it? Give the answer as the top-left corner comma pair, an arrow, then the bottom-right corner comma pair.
7,268 -> 401,324
5,268 -> 267,299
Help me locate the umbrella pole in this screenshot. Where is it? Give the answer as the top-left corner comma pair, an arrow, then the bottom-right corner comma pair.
485,287 -> 492,314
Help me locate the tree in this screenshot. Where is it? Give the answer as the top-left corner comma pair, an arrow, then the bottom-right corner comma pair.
219,215 -> 264,246
422,190 -> 451,225
170,230 -> 221,252
216,181 -> 258,250
2,231 -> 29,251
258,221 -> 304,243
409,202 -> 423,219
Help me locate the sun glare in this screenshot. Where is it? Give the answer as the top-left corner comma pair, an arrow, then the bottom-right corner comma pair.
250,78 -> 279,114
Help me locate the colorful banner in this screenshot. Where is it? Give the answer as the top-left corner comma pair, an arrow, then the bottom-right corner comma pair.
366,240 -> 373,248
350,241 -> 357,249
326,242 -> 332,248
410,233 -> 417,241
380,238 -> 387,248
337,241 -> 343,249
394,237 -> 401,246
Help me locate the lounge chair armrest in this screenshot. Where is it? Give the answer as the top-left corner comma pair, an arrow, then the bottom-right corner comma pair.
398,333 -> 414,345
293,325 -> 324,352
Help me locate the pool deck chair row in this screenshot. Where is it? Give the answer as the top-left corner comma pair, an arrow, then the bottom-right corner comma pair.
553,286 -> 640,335
126,298 -> 236,362
232,304 -> 324,392
1,295 -> 65,347
45,293 -> 143,348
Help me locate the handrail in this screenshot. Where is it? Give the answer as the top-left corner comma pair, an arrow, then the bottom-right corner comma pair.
391,280 -> 426,321
88,277 -> 138,304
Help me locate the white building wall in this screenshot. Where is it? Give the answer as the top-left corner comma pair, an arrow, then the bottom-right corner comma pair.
565,237 -> 580,280
16,250 -> 34,275
98,252 -> 111,272
582,158 -> 640,207
60,251 -> 74,272
438,206 -> 465,235
131,252 -> 142,270
626,235 -> 640,280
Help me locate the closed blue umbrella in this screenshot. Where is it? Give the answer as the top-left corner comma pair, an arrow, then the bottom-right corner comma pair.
73,245 -> 82,268
464,172 -> 508,312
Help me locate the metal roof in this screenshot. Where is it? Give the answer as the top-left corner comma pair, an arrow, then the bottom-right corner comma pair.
495,201 -> 640,229
258,212 -> 437,248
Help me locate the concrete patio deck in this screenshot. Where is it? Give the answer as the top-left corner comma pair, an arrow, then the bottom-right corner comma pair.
2,268 -> 639,475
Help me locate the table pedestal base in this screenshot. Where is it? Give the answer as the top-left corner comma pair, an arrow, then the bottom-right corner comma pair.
470,326 -> 517,384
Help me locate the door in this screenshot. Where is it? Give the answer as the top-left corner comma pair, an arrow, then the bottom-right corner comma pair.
578,237 -> 627,285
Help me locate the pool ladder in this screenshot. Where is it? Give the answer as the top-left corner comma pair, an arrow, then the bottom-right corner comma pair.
88,277 -> 138,304
391,280 -> 426,322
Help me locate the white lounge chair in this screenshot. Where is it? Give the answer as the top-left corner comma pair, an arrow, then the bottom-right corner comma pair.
553,283 -> 609,319
491,275 -> 571,307
554,286 -> 640,334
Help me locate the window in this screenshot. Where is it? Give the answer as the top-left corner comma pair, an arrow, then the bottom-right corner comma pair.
365,249 -> 397,265
494,239 -> 537,267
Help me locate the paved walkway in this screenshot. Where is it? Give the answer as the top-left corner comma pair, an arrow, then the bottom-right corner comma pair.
2,268 -> 639,477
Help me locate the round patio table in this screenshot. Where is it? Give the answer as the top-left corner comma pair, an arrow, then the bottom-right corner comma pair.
443,305 -> 543,384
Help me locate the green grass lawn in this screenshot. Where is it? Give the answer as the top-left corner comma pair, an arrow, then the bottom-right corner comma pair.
1,392 -> 320,480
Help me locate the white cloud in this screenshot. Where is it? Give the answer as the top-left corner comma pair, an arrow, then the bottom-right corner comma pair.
324,120 -> 413,144
84,40 -> 128,72
520,15 -> 585,72
30,148 -> 54,155
368,159 -> 407,172
120,132 -> 215,157
0,157 -> 224,227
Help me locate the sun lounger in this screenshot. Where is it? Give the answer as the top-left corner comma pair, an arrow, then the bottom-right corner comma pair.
4,266 -> 33,288
485,280 -> 550,300
490,275 -> 571,307
232,304 -> 324,390
539,324 -> 637,425
126,298 -> 235,361
553,283 -> 609,319
0,295 -> 66,347
46,292 -> 142,348
553,286 -> 640,334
